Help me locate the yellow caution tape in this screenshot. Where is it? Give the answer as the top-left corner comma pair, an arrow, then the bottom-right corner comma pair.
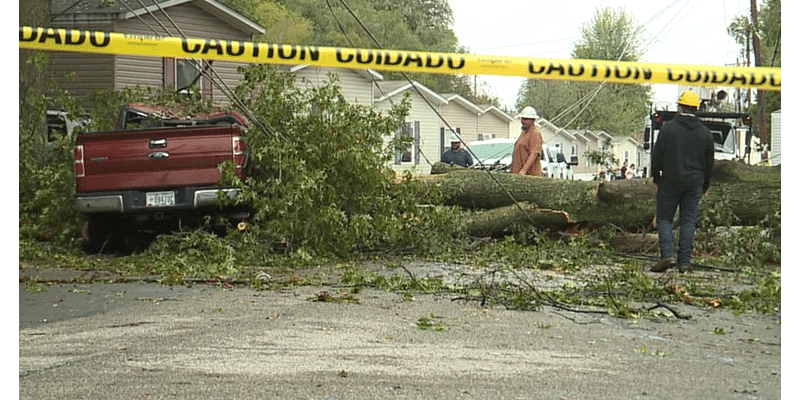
19,26 -> 780,91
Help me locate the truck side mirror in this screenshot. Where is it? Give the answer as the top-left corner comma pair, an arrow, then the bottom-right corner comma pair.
556,153 -> 566,163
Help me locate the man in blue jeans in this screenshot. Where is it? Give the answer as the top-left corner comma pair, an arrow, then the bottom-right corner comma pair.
650,90 -> 715,273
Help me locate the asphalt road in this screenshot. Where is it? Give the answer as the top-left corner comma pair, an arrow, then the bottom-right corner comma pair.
18,265 -> 781,400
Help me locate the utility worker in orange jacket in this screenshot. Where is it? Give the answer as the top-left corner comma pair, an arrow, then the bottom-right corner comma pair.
511,106 -> 544,177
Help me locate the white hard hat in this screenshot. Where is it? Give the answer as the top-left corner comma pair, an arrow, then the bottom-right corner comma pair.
519,106 -> 539,119
449,133 -> 461,143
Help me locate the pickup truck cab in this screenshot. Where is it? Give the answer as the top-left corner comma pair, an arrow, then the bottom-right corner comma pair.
75,103 -> 250,253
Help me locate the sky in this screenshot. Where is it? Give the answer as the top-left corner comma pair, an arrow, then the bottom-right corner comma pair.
449,0 -> 760,111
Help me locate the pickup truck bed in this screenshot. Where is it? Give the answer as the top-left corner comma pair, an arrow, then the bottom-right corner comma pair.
75,104 -> 249,253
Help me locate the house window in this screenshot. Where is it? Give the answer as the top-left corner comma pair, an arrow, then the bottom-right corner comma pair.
163,58 -> 212,99
571,145 -> 577,156
176,59 -> 201,92
396,121 -> 420,164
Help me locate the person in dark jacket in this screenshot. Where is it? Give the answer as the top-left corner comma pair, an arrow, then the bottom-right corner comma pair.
650,90 -> 715,273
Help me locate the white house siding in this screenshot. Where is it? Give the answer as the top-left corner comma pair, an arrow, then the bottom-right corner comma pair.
581,133 -> 597,164
293,67 -> 375,106
477,113 -> 510,139
375,91 -> 441,176
440,106 -> 479,145
578,131 -> 612,178
612,137 -> 640,172
571,135 -> 592,179
545,134 -> 571,152
536,120 -> 559,148
509,117 -> 522,139
770,109 -> 781,165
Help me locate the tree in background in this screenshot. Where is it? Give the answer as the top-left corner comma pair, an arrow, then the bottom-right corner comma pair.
221,0 -> 313,43
219,0 -> 498,107
516,6 -> 651,137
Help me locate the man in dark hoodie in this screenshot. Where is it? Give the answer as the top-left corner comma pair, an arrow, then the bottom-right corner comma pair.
650,90 -> 715,273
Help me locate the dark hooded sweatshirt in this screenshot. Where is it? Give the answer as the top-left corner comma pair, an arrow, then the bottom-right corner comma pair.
651,113 -> 715,193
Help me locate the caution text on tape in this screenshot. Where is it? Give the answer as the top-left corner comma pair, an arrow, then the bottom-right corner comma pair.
19,26 -> 781,91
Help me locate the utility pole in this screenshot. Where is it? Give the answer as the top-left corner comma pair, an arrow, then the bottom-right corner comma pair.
745,29 -> 751,107
736,57 -> 742,113
750,0 -> 768,144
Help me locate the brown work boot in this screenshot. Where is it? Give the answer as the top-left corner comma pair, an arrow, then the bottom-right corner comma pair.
678,264 -> 692,273
650,257 -> 676,272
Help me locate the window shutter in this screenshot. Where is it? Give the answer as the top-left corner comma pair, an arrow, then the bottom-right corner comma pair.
414,121 -> 420,164
394,127 -> 402,164
440,127 -> 445,155
163,57 -> 175,88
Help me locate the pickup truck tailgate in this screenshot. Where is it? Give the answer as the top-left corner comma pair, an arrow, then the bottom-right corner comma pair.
76,125 -> 243,193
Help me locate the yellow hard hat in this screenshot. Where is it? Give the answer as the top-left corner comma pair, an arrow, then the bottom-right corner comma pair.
678,90 -> 701,108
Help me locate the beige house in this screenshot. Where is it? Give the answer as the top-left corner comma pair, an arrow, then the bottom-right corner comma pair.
612,136 -> 642,177
539,120 -> 575,154
565,129 -> 593,180
575,129 -> 615,180
506,109 -> 645,180
508,111 -> 523,139
48,0 -> 265,109
477,105 -> 514,140
373,81 -> 449,176
439,94 -> 483,144
290,66 -> 382,106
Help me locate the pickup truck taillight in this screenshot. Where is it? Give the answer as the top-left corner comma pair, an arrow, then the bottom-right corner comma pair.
74,145 -> 85,177
232,136 -> 246,169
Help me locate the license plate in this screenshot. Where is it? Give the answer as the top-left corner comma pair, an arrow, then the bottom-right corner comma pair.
146,191 -> 175,207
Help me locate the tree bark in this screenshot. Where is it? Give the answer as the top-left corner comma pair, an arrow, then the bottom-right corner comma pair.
466,203 -> 572,237
427,161 -> 780,232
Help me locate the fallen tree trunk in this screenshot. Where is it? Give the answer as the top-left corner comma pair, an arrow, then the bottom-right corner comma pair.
427,161 -> 779,232
466,203 -> 572,237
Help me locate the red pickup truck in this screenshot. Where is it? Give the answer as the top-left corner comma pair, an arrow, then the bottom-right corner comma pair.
74,103 -> 249,253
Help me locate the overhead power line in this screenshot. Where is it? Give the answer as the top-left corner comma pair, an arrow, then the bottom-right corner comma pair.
125,0 -> 278,141
335,0 -> 540,227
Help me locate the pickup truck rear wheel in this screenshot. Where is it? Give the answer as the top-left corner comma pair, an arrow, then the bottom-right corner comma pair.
84,215 -> 123,254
